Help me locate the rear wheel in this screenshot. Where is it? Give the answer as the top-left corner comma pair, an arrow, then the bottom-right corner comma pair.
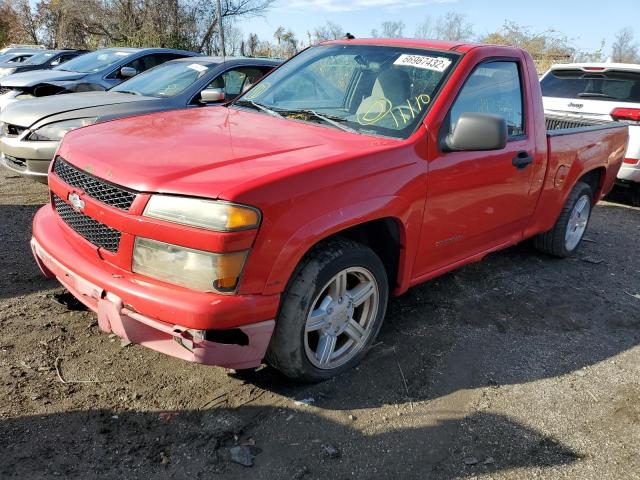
533,181 -> 593,258
266,238 -> 388,382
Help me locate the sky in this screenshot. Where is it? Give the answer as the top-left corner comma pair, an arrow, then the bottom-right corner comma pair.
242,0 -> 639,54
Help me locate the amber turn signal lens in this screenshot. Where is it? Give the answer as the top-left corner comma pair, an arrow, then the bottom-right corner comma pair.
212,252 -> 248,292
226,206 -> 260,230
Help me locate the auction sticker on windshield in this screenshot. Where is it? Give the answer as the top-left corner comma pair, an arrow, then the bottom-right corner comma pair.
393,54 -> 452,72
187,63 -> 208,72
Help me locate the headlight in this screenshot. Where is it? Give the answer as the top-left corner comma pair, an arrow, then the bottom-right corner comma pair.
0,67 -> 16,78
143,195 -> 260,231
132,237 -> 248,292
0,122 -> 6,136
28,117 -> 97,141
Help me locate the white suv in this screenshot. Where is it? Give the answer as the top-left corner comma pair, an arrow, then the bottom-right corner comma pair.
541,63 -> 640,205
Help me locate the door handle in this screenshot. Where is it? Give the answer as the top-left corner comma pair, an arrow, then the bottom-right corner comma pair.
512,151 -> 534,169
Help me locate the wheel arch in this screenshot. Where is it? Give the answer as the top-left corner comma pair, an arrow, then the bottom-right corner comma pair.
577,167 -> 606,202
262,196 -> 418,297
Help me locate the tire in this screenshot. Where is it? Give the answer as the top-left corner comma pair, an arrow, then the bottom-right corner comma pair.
630,183 -> 640,207
533,181 -> 593,258
266,237 -> 389,382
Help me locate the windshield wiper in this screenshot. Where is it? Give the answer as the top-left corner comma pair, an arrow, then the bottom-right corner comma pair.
234,99 -> 283,118
279,108 -> 359,134
577,92 -> 616,99
302,110 -> 359,134
116,90 -> 141,95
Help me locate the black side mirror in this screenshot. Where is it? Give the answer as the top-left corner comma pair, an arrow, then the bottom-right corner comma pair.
445,113 -> 508,151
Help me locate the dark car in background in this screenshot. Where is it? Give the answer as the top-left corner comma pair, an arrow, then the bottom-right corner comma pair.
0,49 -> 88,80
0,45 -> 46,55
0,56 -> 279,180
0,47 -> 199,111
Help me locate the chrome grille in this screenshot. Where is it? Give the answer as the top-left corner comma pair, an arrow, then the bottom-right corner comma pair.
53,157 -> 137,211
53,195 -> 121,253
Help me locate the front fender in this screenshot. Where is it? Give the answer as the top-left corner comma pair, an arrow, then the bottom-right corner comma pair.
261,194 -> 422,296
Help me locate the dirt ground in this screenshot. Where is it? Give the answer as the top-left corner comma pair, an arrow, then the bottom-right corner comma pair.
0,167 -> 638,480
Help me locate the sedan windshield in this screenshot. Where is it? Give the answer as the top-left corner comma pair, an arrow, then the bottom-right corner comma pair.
234,44 -> 457,138
23,52 -> 56,65
112,61 -> 214,97
54,49 -> 133,73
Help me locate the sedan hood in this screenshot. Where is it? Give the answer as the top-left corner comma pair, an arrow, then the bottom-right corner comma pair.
0,62 -> 22,70
58,107 -> 399,199
0,69 -> 86,87
1,91 -> 159,128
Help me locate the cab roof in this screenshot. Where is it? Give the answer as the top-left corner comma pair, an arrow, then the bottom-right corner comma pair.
322,38 -> 521,55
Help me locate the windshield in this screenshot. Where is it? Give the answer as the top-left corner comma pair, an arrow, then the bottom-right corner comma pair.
112,61 -> 214,97
0,53 -> 31,63
541,69 -> 640,103
234,44 -> 457,139
23,51 -> 56,65
54,49 -> 133,73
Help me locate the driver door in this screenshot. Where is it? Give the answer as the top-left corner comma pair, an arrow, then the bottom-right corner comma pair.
414,59 -> 540,276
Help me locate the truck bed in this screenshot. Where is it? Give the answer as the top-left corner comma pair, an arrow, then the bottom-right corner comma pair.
526,120 -> 629,239
545,114 -> 619,132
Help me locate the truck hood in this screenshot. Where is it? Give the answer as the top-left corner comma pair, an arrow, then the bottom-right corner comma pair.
58,107 -> 399,199
0,69 -> 86,88
1,91 -> 159,128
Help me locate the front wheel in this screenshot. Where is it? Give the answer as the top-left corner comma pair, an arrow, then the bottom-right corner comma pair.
533,181 -> 593,258
266,238 -> 389,382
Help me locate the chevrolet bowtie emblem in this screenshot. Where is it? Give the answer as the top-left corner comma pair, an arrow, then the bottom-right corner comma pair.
68,192 -> 85,212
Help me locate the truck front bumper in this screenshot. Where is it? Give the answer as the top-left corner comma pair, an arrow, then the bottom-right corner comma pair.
31,205 -> 279,369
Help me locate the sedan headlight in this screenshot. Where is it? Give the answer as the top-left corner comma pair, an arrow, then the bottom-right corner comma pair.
0,67 -> 16,78
28,117 -> 97,141
132,237 -> 248,292
143,195 -> 260,231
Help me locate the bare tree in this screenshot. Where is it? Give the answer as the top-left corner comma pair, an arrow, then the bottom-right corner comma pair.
574,39 -> 607,63
247,33 -> 259,56
13,0 -> 41,45
372,21 -> 405,38
414,16 -> 434,39
611,28 -> 639,63
224,22 -> 243,55
482,21 -> 575,74
0,0 -> 20,46
198,0 -> 274,52
312,21 -> 344,43
435,12 -> 473,42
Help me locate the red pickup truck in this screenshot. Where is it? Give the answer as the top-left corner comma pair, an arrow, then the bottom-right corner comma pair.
31,40 -> 628,382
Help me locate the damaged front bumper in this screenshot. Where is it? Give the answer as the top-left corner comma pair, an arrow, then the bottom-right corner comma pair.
31,233 -> 276,370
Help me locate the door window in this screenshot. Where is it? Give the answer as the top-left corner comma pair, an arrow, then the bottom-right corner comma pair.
110,53 -> 186,79
450,61 -> 525,137
203,66 -> 271,101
